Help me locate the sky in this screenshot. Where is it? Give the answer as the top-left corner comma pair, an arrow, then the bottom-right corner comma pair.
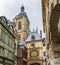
0,0 -> 45,37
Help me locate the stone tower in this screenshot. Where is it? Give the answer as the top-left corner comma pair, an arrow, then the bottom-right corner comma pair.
13,5 -> 29,65
13,5 -> 29,43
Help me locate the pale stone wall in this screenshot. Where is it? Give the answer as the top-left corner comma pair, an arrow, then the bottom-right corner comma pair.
13,16 -> 29,42
26,39 -> 47,65
26,41 -> 43,59
42,0 -> 60,65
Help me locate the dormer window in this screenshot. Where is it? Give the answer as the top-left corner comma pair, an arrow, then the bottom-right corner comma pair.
31,35 -> 35,41
18,22 -> 21,30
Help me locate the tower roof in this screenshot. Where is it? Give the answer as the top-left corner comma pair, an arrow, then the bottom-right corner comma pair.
14,5 -> 29,24
21,5 -> 25,12
14,5 -> 26,18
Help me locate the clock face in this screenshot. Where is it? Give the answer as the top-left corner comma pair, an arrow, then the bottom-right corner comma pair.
30,50 -> 39,57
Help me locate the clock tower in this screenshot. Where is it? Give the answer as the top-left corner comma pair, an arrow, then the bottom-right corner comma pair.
25,30 -> 47,65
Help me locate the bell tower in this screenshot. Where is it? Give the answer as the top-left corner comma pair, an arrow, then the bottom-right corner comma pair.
13,5 -> 29,43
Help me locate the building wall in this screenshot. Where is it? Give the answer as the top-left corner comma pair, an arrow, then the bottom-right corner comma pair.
13,16 -> 29,42
26,41 -> 43,59
42,0 -> 60,65
26,39 -> 47,65
14,31 -> 18,65
0,17 -> 15,65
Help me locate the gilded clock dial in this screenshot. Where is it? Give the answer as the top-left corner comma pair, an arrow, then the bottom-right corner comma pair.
30,50 -> 39,57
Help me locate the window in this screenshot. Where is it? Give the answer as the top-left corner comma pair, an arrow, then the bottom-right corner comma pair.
43,43 -> 45,46
2,31 -> 5,41
31,35 -> 35,41
5,34 -> 8,44
18,35 -> 21,43
31,43 -> 35,47
0,47 -> 4,56
45,58 -> 46,62
7,51 -> 11,59
18,22 -> 21,30
0,29 -> 1,39
12,39 -> 14,48
8,37 -> 12,46
43,52 -> 46,56
5,49 -> 8,57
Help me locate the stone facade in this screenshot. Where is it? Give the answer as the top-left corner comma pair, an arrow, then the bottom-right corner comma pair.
26,31 -> 47,65
42,0 -> 60,65
0,16 -> 15,65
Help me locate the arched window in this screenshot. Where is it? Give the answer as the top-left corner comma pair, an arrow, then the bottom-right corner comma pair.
18,22 -> 21,30
31,35 -> 35,41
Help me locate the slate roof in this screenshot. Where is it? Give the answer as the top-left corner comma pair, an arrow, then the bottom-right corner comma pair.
15,12 -> 27,18
25,31 -> 41,42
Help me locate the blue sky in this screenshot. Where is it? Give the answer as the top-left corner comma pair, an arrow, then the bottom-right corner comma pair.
0,0 -> 45,37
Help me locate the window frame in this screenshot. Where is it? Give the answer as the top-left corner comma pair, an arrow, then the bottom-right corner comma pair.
18,22 -> 22,30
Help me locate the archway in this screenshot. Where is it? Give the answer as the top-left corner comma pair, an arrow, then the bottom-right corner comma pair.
30,63 -> 40,65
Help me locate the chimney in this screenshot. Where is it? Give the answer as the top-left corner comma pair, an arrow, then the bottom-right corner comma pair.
40,30 -> 42,38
